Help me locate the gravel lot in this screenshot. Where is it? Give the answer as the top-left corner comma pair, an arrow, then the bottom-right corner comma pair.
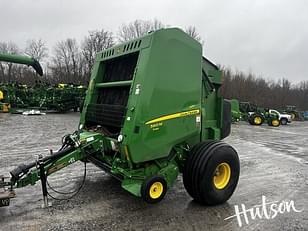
0,112 -> 307,231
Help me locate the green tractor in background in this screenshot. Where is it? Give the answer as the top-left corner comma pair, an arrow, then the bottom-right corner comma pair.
239,102 -> 280,127
1,28 -> 240,207
282,105 -> 304,121
247,110 -> 280,127
239,101 -> 258,121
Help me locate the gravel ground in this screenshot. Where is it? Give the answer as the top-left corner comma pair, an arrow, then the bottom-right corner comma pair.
0,112 -> 307,231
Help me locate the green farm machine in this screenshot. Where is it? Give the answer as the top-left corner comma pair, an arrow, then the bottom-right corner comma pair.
0,28 -> 239,207
0,53 -> 43,112
38,84 -> 86,112
239,102 -> 280,127
282,105 -> 304,121
0,53 -> 86,113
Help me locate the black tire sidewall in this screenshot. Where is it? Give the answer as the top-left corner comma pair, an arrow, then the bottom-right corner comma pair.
199,145 -> 240,205
250,113 -> 263,125
280,118 -> 287,125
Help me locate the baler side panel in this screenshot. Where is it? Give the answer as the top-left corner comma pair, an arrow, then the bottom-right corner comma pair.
124,29 -> 203,163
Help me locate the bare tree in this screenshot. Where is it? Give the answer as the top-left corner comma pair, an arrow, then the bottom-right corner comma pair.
25,39 -> 48,62
82,29 -> 114,77
185,26 -> 203,44
117,19 -> 165,42
221,66 -> 308,110
50,38 -> 83,83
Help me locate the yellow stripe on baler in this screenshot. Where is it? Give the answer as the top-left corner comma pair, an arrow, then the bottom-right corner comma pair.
145,109 -> 200,125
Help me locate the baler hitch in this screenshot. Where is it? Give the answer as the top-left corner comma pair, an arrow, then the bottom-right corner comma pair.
0,176 -> 15,207
0,132 -> 98,208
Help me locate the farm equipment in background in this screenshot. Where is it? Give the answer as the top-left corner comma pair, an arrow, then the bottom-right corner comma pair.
303,112 -> 308,120
0,53 -> 86,113
303,111 -> 308,120
0,82 -> 86,113
226,99 -> 241,122
0,28 -> 240,207
239,102 -> 281,126
268,109 -> 292,125
239,101 -> 259,121
0,53 -> 43,112
282,105 -> 304,121
247,110 -> 280,127
0,53 -> 43,76
38,84 -> 86,112
0,87 -> 10,112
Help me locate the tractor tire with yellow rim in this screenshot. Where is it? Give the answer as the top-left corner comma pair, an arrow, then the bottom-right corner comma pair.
183,141 -> 240,205
268,118 -> 280,127
141,176 -> 167,203
249,113 -> 264,126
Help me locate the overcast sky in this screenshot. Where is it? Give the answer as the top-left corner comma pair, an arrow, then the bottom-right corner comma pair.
1,0 -> 307,83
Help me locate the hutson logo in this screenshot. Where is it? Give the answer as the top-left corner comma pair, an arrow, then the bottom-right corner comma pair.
224,196 -> 303,227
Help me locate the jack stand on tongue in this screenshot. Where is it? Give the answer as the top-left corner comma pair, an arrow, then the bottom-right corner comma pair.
39,160 -> 52,208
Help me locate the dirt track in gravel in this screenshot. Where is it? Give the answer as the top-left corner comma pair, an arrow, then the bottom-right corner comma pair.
0,113 -> 307,231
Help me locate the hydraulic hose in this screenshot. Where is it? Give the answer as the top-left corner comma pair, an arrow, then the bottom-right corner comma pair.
10,146 -> 75,183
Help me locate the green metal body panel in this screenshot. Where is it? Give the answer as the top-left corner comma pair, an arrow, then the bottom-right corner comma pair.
80,28 -> 225,163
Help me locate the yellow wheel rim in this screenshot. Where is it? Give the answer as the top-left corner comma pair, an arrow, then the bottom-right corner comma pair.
213,163 -> 231,190
254,116 -> 262,125
272,119 -> 280,126
149,182 -> 164,199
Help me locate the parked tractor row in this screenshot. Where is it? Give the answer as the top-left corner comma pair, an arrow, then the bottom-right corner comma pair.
0,83 -> 86,113
227,100 -> 294,127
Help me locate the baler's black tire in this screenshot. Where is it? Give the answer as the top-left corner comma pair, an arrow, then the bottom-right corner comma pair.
141,176 -> 167,204
183,141 -> 240,205
280,118 -> 288,125
183,141 -> 215,199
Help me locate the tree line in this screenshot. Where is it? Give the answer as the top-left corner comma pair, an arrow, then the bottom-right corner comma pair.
221,67 -> 308,110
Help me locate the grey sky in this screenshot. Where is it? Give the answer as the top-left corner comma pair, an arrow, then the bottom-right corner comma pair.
1,0 -> 307,83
